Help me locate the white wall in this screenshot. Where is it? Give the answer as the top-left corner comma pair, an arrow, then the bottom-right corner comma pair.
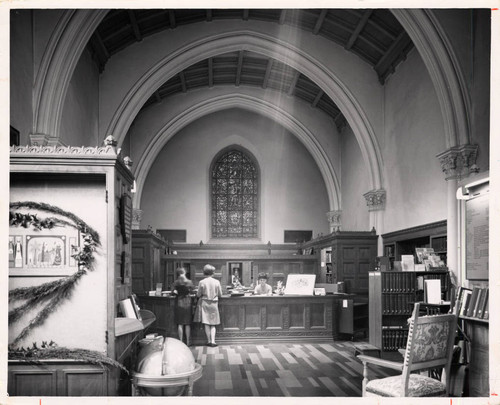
140,108 -> 331,243
382,49 -> 447,233
9,176 -> 108,352
10,10 -> 33,145
60,47 -> 100,146
340,125 -> 370,231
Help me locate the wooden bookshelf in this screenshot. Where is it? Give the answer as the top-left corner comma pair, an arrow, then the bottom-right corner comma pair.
368,270 -> 450,351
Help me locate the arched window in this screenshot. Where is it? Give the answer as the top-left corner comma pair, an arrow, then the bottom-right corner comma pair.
211,148 -> 259,239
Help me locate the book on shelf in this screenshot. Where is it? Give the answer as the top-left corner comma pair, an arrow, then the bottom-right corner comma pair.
459,290 -> 472,317
474,288 -> 487,318
393,261 -> 402,271
424,279 -> 441,304
119,298 -> 138,319
466,287 -> 480,318
401,255 -> 415,271
482,292 -> 489,319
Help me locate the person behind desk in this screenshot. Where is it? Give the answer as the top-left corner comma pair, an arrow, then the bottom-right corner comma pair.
194,264 -> 222,347
253,273 -> 272,295
172,267 -> 194,346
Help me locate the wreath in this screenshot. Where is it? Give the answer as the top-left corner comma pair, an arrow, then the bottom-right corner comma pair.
8,201 -> 100,346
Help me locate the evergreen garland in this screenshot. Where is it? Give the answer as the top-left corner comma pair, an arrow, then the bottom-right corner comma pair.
9,201 -> 100,345
9,341 -> 127,373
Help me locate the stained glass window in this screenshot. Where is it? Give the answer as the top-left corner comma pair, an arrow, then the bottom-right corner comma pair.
211,149 -> 258,238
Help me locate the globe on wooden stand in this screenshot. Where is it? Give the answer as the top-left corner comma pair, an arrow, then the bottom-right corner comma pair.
132,337 -> 202,396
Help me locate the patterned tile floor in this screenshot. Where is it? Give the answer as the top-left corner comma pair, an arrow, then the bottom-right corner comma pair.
189,341 -> 399,396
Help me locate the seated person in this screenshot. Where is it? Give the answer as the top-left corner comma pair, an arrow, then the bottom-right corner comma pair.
253,273 -> 272,295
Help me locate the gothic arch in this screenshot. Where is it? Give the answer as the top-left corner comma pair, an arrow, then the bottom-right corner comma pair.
392,9 -> 471,147
133,93 -> 342,212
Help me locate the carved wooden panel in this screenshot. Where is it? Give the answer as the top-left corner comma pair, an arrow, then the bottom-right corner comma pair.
222,304 -> 240,330
289,303 -> 305,328
244,305 -> 261,330
310,303 -> 325,328
266,305 -> 282,329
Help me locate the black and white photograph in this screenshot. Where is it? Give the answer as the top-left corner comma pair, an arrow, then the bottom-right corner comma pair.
2,1 -> 499,404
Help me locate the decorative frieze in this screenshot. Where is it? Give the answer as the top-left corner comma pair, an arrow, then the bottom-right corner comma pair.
29,133 -> 67,147
326,210 -> 341,232
436,144 -> 479,180
363,189 -> 386,211
10,144 -> 117,156
132,209 -> 144,230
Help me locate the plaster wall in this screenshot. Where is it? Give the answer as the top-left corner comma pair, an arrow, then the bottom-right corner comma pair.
382,49 -> 447,233
60,48 -> 100,146
9,177 -> 108,352
432,9 -> 490,171
340,126 -> 370,231
99,20 -> 383,145
140,108 -> 330,243
10,10 -> 33,144
126,85 -> 341,188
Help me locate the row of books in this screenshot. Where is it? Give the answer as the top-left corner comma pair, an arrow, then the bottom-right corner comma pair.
457,286 -> 489,319
417,273 -> 449,291
381,272 -> 416,292
381,330 -> 409,351
381,293 -> 413,315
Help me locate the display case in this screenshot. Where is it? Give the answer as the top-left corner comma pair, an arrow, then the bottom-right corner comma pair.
8,142 -> 139,396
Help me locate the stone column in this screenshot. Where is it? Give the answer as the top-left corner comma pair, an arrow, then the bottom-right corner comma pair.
326,210 -> 341,233
132,209 -> 144,230
363,189 -> 386,256
436,144 -> 479,285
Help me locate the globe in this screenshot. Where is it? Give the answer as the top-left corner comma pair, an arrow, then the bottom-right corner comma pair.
136,337 -> 197,396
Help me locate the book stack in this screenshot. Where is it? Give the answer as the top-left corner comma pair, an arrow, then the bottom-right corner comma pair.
381,326 -> 409,351
456,286 -> 489,320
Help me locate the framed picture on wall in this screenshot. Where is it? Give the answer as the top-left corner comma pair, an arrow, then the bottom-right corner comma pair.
9,227 -> 81,276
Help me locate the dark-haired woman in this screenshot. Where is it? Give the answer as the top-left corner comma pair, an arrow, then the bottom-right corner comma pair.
172,267 -> 194,346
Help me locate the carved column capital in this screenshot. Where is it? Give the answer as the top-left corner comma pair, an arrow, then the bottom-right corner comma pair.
363,189 -> 386,211
326,210 -> 341,232
132,209 -> 144,230
436,144 -> 479,181
29,134 -> 66,147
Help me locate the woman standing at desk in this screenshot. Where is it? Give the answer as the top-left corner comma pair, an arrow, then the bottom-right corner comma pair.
172,267 -> 194,346
195,264 -> 222,347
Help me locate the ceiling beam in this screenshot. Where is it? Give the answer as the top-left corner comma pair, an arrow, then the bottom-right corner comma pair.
93,30 -> 110,60
127,10 -> 142,42
279,10 -> 287,25
236,51 -> 243,87
346,9 -> 396,40
208,58 -> 213,88
374,31 -> 412,84
288,70 -> 300,96
346,10 -> 372,50
179,71 -> 187,92
313,10 -> 328,35
262,59 -> 273,89
206,9 -> 213,22
168,10 -> 177,29
312,90 -> 324,108
243,9 -> 249,21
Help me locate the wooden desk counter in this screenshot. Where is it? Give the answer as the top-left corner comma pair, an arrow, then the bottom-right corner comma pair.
138,294 -> 351,344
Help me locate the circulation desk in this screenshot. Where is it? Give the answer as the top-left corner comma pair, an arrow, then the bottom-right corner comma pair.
138,294 -> 351,344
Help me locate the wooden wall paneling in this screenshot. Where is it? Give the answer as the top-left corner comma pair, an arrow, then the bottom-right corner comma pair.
266,305 -> 282,329
59,367 -> 108,396
310,303 -> 325,328
8,368 -> 57,396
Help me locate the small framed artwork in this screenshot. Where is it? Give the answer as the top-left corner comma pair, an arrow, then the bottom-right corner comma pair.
284,274 -> 316,295
9,227 -> 80,277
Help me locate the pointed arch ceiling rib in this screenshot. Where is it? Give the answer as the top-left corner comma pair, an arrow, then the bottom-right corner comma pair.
31,8 -> 472,210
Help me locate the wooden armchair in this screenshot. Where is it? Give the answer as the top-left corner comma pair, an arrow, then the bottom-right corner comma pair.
358,303 -> 457,397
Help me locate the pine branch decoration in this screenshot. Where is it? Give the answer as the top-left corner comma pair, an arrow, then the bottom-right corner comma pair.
9,201 -> 101,344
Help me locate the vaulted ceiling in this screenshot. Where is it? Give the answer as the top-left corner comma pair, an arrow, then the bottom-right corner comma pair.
88,9 -> 414,130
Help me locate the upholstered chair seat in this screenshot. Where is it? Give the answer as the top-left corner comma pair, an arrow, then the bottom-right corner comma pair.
365,373 -> 446,397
